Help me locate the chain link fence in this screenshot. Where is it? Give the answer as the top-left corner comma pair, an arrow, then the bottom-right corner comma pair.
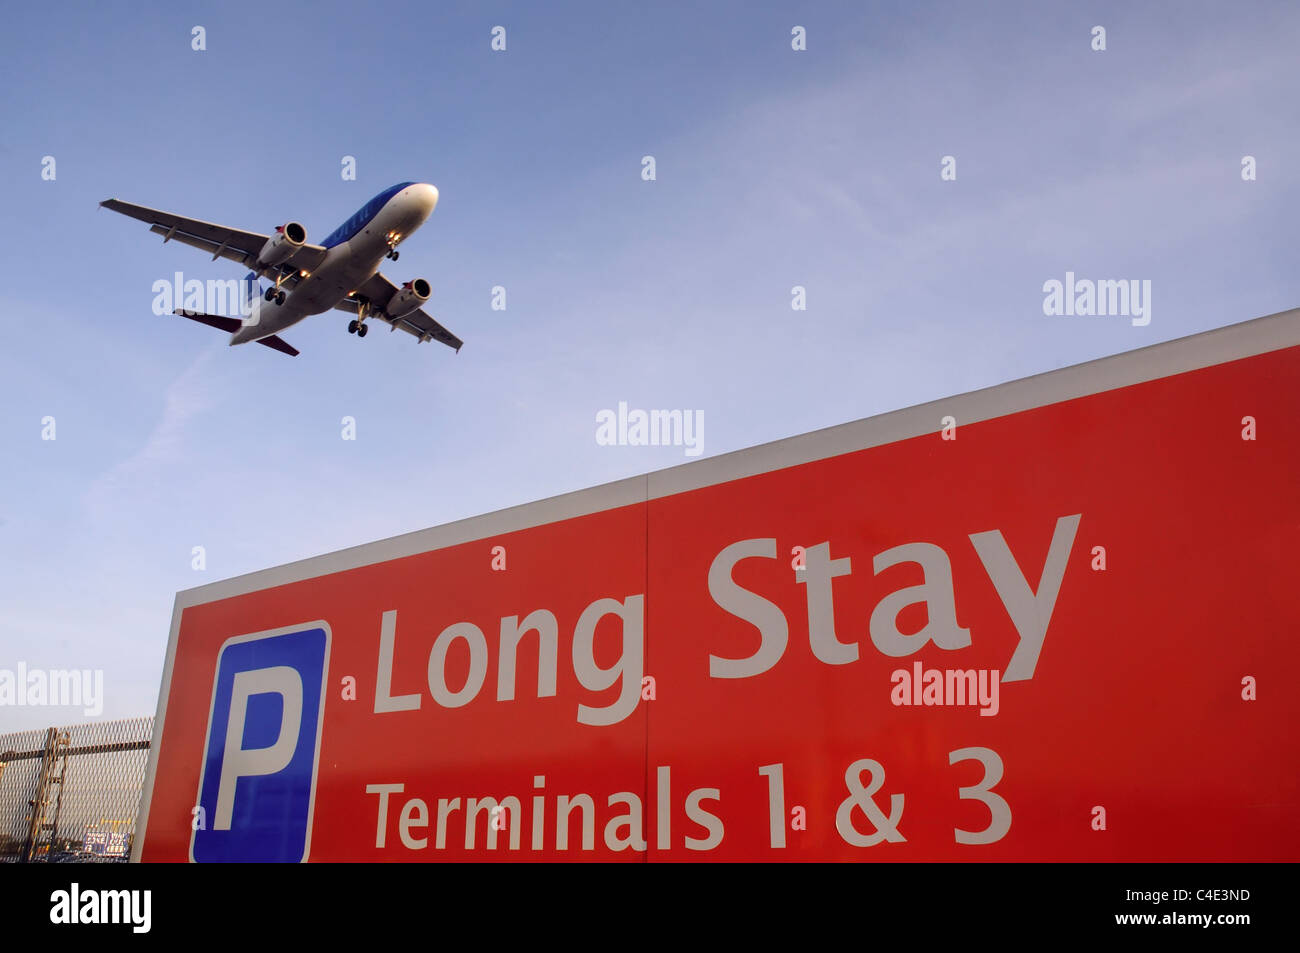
0,716 -> 153,862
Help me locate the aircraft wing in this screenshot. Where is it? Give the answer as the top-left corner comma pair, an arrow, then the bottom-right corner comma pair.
98,199 -> 328,283
335,272 -> 463,352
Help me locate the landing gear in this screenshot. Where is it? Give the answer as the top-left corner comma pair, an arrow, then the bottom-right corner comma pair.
264,274 -> 288,305
385,248 -> 400,261
348,297 -> 373,338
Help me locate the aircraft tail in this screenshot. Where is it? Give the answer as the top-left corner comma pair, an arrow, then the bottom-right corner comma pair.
172,308 -> 299,356
169,271 -> 299,355
243,271 -> 261,311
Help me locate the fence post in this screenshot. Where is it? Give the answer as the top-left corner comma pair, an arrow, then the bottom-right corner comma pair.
20,727 -> 58,863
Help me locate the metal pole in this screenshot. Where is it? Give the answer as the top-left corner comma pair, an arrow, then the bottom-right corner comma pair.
20,728 -> 57,863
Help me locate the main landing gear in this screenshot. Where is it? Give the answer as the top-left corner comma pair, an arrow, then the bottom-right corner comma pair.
348,298 -> 371,337
263,273 -> 287,305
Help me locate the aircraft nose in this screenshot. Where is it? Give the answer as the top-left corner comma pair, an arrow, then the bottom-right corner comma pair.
413,183 -> 439,217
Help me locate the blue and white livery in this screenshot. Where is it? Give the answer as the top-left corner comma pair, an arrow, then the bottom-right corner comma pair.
101,182 -> 461,356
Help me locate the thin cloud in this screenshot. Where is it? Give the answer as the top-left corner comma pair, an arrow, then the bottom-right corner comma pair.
83,346 -> 223,521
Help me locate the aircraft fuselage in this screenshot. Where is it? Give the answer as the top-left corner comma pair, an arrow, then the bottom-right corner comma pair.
231,182 -> 438,344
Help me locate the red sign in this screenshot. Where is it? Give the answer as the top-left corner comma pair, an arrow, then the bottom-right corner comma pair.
136,311 -> 1300,861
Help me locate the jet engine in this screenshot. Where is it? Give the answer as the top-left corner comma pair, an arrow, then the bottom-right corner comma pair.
257,222 -> 307,268
386,278 -> 431,318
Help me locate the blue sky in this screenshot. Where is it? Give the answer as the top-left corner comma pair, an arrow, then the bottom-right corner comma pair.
1,0 -> 1297,729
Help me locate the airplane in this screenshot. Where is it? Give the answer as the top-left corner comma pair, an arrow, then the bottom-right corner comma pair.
99,182 -> 462,357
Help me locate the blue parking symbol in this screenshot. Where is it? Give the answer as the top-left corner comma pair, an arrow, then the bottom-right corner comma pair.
191,623 -> 330,862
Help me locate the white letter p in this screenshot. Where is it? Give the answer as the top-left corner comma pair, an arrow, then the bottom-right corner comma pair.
215,666 -> 303,830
